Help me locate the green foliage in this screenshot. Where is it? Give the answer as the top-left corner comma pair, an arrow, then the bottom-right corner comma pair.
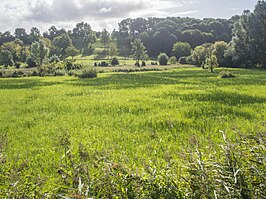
158,53 -> 169,65
172,42 -> 191,60
26,55 -> 37,68
49,54 -> 60,63
227,1 -> 266,68
52,33 -> 72,56
111,57 -> 119,66
66,46 -> 79,59
131,38 -> 147,66
0,50 -> 14,67
205,54 -> 219,72
78,67 -> 97,78
98,61 -> 109,67
219,70 -> 236,78
30,41 -> 49,67
169,56 -> 177,65
179,57 -> 187,65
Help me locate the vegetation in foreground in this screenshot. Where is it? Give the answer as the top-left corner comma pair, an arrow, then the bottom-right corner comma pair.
0,68 -> 265,198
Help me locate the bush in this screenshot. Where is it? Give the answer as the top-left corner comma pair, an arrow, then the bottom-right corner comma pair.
135,62 -> 140,67
94,62 -> 98,67
15,62 -> 21,69
158,53 -> 169,65
219,70 -> 236,78
54,70 -> 66,76
179,57 -> 187,65
78,67 -> 97,78
49,55 -> 60,63
169,56 -> 177,65
98,61 -> 109,67
111,57 -> 119,66
26,56 -> 37,68
141,61 -> 146,67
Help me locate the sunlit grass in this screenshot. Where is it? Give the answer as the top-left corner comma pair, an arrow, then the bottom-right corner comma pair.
0,68 -> 265,197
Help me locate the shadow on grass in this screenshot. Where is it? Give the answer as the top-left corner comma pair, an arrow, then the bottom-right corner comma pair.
0,68 -> 265,90
165,90 -> 266,105
64,69 -> 266,90
0,79 -> 62,90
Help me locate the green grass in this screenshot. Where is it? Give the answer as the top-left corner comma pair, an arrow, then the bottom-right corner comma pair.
0,68 -> 265,197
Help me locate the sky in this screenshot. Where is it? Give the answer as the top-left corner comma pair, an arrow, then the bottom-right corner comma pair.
0,0 -> 258,33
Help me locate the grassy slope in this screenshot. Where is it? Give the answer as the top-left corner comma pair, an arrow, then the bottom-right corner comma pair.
0,68 -> 265,195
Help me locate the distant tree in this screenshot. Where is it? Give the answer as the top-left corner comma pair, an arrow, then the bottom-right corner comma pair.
66,46 -> 79,60
52,34 -> 72,56
109,43 -> 118,58
101,29 -> 110,54
172,42 -> 191,60
131,38 -> 147,66
0,41 -> 22,62
213,41 -> 228,66
30,41 -> 49,67
71,22 -> 96,50
14,28 -> 30,45
0,50 -> 14,67
30,27 -> 41,43
205,54 -> 218,72
158,53 -> 169,65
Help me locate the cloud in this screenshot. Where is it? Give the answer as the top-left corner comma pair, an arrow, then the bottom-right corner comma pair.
25,0 -> 184,23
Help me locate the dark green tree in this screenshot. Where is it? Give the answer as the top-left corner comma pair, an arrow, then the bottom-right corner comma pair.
172,42 -> 191,60
0,50 -> 14,67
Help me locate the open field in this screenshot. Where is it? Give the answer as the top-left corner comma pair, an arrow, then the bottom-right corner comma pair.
0,68 -> 265,198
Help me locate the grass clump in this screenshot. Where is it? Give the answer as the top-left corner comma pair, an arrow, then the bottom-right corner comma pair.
78,67 -> 97,78
220,70 -> 236,78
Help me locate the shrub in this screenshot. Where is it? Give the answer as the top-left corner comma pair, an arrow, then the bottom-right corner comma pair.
179,57 -> 187,64
49,55 -> 60,63
98,61 -> 109,67
79,67 -> 97,78
169,56 -> 177,65
135,62 -> 140,67
54,70 -> 66,76
219,71 -> 236,78
94,62 -> 98,67
141,61 -> 146,67
111,57 -> 119,66
26,56 -> 37,68
158,53 -> 169,65
15,62 -> 21,69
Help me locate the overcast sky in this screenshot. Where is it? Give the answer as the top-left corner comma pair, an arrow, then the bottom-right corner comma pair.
0,0 -> 258,33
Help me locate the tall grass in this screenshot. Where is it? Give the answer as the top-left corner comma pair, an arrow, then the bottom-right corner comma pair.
0,68 -> 265,197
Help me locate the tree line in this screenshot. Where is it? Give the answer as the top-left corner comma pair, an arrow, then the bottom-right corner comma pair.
0,0 -> 265,69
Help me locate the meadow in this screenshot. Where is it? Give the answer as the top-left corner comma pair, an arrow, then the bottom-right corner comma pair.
0,68 -> 265,198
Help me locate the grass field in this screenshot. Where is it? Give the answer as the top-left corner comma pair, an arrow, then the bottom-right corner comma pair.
0,68 -> 265,198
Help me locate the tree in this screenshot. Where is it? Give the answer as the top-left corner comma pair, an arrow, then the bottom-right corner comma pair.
172,42 -> 191,60
30,27 -> 41,43
205,54 -> 218,72
249,1 -> 266,68
30,41 -> 49,67
131,38 -> 147,66
213,41 -> 228,66
0,50 -> 14,67
66,46 -> 79,60
0,41 -> 21,62
101,29 -> 110,55
71,22 -> 96,50
52,34 -> 72,56
109,43 -> 118,58
158,53 -> 169,65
